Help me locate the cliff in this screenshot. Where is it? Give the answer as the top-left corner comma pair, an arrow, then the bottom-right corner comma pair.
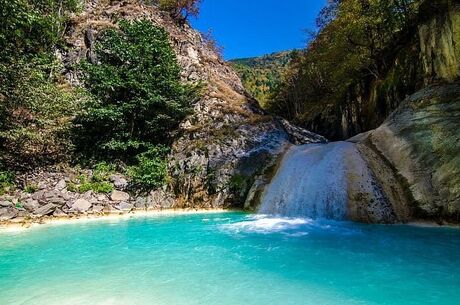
0,0 -> 325,223
303,2 -> 460,140
353,83 -> 460,223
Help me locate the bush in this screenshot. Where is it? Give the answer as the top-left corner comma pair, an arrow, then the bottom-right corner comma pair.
128,146 -> 168,189
0,55 -> 88,168
0,171 -> 15,195
0,0 -> 85,168
67,162 -> 116,194
76,19 -> 199,162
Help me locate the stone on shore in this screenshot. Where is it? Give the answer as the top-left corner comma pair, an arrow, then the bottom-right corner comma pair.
111,190 -> 130,202
34,203 -> 57,216
71,199 -> 92,212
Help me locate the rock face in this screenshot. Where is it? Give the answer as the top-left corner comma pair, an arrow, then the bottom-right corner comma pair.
353,84 -> 460,222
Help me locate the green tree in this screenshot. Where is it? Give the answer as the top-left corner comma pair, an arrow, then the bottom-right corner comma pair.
76,19 -> 199,161
158,0 -> 201,22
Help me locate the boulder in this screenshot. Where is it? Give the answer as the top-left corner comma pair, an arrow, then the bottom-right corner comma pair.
134,197 -> 147,209
71,199 -> 92,212
0,201 -> 12,207
53,208 -> 68,217
0,208 -> 18,221
55,179 -> 67,191
33,203 -> 57,216
23,199 -> 40,212
92,205 -> 105,213
110,174 -> 128,189
116,202 -> 134,212
110,190 -> 130,202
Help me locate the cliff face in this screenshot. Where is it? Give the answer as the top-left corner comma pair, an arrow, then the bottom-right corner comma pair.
64,0 -> 325,210
353,84 -> 460,222
304,3 -> 460,140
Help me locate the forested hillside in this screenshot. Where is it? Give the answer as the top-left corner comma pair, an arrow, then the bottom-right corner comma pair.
266,0 -> 460,140
0,0 -> 201,193
230,51 -> 293,107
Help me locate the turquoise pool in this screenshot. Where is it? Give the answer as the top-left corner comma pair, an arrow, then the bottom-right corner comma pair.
1,212 -> 459,305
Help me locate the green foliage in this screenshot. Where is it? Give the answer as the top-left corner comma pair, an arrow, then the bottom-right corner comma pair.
158,0 -> 201,22
0,0 -> 85,168
127,146 -> 168,189
267,0 -> 423,123
0,55 -> 88,167
70,163 -> 116,194
0,0 -> 81,62
230,51 -> 294,107
0,171 -> 15,195
76,19 -> 199,161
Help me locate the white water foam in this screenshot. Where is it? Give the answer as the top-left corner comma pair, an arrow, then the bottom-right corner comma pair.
258,143 -> 354,219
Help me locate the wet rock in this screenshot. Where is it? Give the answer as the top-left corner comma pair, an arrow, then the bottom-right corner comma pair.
71,199 -> 92,212
110,190 -> 130,202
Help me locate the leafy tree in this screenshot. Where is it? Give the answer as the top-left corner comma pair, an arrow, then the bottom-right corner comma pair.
267,0 -> 422,124
157,0 -> 201,22
76,19 -> 199,161
0,0 -> 83,168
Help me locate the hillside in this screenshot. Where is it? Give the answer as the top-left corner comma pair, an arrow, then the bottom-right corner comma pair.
229,51 -> 294,107
0,0 -> 324,223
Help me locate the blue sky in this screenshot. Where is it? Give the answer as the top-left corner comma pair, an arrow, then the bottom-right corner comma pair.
191,0 -> 327,60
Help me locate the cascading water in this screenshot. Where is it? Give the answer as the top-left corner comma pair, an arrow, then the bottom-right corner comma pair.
258,142 -> 395,222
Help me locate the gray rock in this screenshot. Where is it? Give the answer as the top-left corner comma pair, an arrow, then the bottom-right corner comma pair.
32,190 -> 46,201
110,174 -> 128,189
71,199 -> 92,212
0,207 -> 18,221
33,203 -> 57,216
23,199 -> 40,212
53,208 -> 68,217
92,205 -> 105,213
48,196 -> 66,206
134,197 -> 147,209
110,190 -> 130,202
82,190 -> 94,200
0,201 -> 12,207
55,179 -> 67,191
116,202 -> 134,212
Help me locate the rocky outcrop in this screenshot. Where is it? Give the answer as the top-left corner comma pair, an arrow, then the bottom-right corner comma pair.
352,84 -> 460,222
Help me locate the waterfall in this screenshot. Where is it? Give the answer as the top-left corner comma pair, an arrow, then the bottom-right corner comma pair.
258,142 -> 395,221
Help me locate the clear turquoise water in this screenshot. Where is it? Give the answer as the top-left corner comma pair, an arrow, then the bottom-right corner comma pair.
1,212 -> 460,305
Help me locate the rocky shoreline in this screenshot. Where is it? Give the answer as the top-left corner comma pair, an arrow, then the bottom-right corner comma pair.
0,208 -> 230,230
0,168 -> 181,226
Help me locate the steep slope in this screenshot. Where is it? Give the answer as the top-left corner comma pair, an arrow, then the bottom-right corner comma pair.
230,51 -> 293,107
65,1 -> 325,209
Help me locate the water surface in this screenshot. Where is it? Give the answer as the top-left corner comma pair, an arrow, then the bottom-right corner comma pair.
1,212 -> 459,305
